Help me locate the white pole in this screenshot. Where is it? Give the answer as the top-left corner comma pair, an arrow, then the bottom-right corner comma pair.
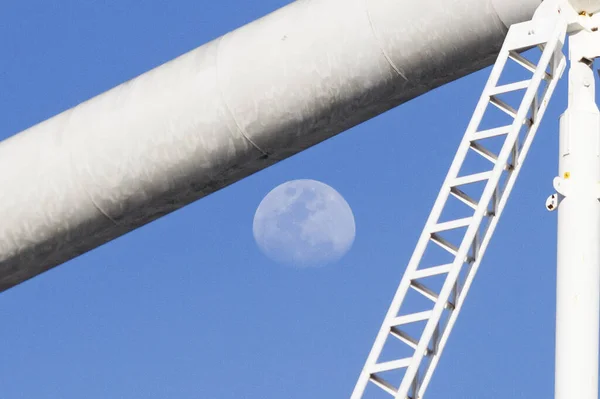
555,30 -> 600,399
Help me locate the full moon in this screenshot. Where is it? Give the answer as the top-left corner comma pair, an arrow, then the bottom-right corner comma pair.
252,179 -> 356,267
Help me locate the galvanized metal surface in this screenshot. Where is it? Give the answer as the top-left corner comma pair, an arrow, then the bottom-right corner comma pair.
0,0 -> 540,291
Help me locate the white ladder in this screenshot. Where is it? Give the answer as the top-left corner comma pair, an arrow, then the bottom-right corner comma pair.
352,19 -> 567,399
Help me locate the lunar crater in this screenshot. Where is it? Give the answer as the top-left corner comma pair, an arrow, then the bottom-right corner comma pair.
253,179 -> 356,267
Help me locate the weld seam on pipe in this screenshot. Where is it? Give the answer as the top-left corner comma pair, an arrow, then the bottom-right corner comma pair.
66,108 -> 120,227
216,34 -> 270,158
364,0 -> 408,82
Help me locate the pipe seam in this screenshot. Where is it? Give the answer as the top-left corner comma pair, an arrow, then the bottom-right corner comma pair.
364,0 -> 409,82
66,107 -> 119,226
216,34 -> 270,158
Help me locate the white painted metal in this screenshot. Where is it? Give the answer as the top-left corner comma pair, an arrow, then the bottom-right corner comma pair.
353,2 -> 600,397
351,18 -> 567,398
554,29 -> 600,399
0,0 -> 541,292
568,0 -> 600,14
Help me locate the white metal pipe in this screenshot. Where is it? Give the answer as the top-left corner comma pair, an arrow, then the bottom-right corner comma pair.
0,0 -> 541,291
555,30 -> 600,399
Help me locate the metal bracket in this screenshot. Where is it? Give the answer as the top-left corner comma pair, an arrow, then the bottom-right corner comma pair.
533,0 -> 600,33
553,176 -> 600,199
554,176 -> 572,197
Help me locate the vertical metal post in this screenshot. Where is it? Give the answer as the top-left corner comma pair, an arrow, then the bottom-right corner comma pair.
555,30 -> 600,399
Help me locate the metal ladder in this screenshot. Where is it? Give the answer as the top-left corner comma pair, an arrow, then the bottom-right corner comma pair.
352,19 -> 567,399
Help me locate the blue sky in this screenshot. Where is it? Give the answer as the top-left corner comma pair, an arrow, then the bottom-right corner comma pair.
0,1 -> 571,398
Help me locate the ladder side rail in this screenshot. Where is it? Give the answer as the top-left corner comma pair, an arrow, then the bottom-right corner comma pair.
477,30 -> 565,252
395,22 -> 567,398
416,40 -> 567,398
350,43 -> 512,398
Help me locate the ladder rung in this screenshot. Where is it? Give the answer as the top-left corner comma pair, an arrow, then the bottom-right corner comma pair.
488,79 -> 531,96
410,280 -> 439,302
430,233 -> 459,256
412,264 -> 453,279
390,310 -> 432,326
369,374 -> 398,396
430,217 -> 473,233
450,187 -> 478,210
508,50 -> 553,80
489,95 -> 517,118
371,358 -> 412,374
452,171 -> 492,187
470,141 -> 498,163
472,125 -> 512,140
390,327 -> 419,349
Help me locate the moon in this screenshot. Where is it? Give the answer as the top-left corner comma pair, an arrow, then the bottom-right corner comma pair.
252,179 -> 356,267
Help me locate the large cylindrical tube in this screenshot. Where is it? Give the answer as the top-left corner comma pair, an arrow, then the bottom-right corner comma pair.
0,0 -> 540,291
